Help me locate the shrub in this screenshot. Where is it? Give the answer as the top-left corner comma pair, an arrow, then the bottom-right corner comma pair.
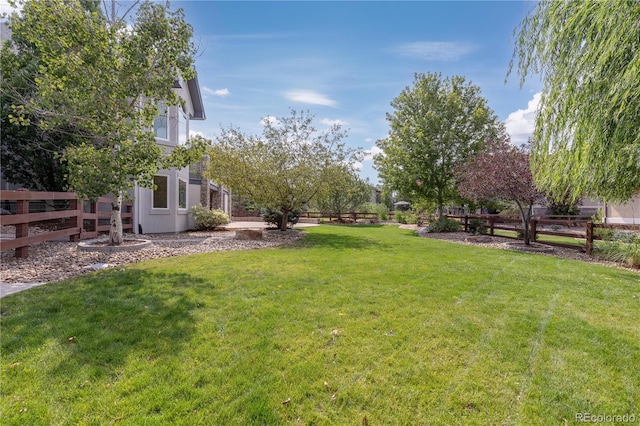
593,227 -> 615,241
361,203 -> 389,220
406,213 -> 420,225
395,211 -> 407,224
191,205 -> 230,230
428,217 -> 461,233
516,229 -> 538,241
468,218 -> 487,234
260,207 -> 300,228
594,234 -> 640,268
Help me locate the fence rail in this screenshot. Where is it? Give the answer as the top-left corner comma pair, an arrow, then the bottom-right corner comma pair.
447,214 -> 639,255
0,190 -> 133,258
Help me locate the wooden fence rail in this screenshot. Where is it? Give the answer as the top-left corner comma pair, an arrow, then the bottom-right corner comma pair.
0,190 -> 133,258
447,214 -> 640,255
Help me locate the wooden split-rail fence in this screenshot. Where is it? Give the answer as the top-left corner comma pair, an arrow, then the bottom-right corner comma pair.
0,190 -> 133,258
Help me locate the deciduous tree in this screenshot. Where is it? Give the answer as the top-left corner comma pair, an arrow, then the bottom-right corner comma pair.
509,0 -> 640,202
455,137 -> 546,245
207,110 -> 358,231
4,0 -> 205,244
374,72 -> 499,217
311,165 -> 372,220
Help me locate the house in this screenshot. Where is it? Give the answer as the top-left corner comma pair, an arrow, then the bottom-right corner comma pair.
603,196 -> 640,225
1,19 -> 229,234
132,76 -> 231,235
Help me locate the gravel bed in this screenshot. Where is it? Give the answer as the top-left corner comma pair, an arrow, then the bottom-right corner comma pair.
1,227 -> 636,286
1,229 -> 304,284
420,231 -> 636,271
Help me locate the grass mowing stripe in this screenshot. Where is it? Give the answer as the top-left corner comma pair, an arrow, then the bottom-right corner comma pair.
1,225 -> 638,424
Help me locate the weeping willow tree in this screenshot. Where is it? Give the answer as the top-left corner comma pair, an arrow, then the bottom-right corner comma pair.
509,0 -> 640,202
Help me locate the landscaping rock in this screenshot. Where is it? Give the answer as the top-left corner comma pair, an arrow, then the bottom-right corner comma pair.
1,229 -> 303,285
416,227 -> 429,236
235,229 -> 263,240
465,235 -> 493,243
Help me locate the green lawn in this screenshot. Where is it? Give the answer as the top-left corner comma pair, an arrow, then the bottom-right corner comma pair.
1,225 -> 638,425
492,229 -> 586,248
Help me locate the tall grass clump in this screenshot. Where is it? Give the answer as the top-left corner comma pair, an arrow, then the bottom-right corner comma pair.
594,231 -> 640,268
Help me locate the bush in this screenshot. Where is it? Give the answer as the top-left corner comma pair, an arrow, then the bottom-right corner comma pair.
593,227 -> 615,241
594,233 -> 640,268
260,207 -> 300,228
468,218 -> 487,234
516,229 -> 538,241
191,205 -> 230,230
428,217 -> 461,233
395,211 -> 407,224
361,203 -> 389,221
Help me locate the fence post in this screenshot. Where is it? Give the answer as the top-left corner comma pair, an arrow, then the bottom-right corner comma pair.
15,194 -> 29,258
530,219 -> 537,243
69,197 -> 80,242
464,215 -> 469,232
489,217 -> 495,236
585,221 -> 594,255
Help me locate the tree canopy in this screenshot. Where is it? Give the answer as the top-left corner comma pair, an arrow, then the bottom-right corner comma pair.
455,137 -> 546,245
510,0 -> 640,202
374,72 -> 499,216
3,0 -> 205,244
311,165 -> 372,219
0,1 -> 102,191
207,110 -> 358,230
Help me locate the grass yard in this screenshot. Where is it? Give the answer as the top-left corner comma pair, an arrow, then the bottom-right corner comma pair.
492,229 -> 586,248
1,225 -> 638,425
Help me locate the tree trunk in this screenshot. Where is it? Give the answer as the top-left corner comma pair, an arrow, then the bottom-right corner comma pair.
110,194 -> 124,245
280,207 -> 289,231
516,201 -> 533,245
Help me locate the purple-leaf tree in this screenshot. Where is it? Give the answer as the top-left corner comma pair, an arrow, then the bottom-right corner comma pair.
455,137 -> 546,245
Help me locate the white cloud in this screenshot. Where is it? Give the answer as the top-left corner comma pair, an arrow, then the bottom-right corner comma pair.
362,146 -> 383,161
0,0 -> 21,16
189,130 -> 208,139
393,41 -> 476,61
285,90 -> 337,107
321,118 -> 348,127
260,115 -> 280,126
505,92 -> 541,144
203,87 -> 230,97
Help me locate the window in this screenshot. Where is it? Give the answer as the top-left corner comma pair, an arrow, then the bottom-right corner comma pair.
153,175 -> 168,209
178,178 -> 187,209
154,101 -> 168,139
178,107 -> 188,146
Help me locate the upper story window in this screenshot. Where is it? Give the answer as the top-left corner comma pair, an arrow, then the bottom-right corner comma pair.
154,101 -> 168,140
178,106 -> 188,146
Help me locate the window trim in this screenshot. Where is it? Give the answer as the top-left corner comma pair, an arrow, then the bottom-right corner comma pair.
152,174 -> 170,210
154,101 -> 169,142
177,177 -> 188,211
178,106 -> 188,146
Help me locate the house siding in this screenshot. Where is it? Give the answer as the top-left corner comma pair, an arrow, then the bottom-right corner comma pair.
605,196 -> 640,225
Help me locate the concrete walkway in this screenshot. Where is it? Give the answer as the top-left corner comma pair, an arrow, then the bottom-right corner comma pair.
221,221 -> 319,229
1,281 -> 48,298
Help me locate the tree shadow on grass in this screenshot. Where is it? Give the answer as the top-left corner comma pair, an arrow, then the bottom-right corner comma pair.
294,229 -> 391,251
1,269 -> 206,383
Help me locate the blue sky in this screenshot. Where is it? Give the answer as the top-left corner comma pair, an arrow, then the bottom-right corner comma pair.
176,1 -> 542,185
0,0 -> 543,185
